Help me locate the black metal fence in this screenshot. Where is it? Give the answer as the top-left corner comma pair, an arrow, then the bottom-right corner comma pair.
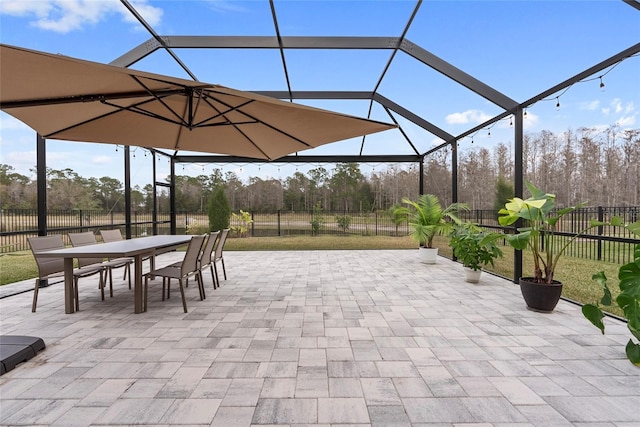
2,207 -> 638,264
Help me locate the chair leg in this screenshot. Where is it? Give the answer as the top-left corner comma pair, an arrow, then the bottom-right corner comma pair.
210,265 -> 217,289
127,263 -> 132,289
198,271 -> 205,300
161,277 -> 167,301
178,279 -> 188,313
99,273 -> 105,301
221,258 -> 227,280
213,263 -> 220,288
32,279 -> 39,313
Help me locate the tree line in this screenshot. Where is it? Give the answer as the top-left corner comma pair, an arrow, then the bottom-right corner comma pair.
1,125 -> 638,213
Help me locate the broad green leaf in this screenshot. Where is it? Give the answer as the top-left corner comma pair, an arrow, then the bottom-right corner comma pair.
582,304 -> 605,334
506,231 -> 530,250
557,206 -> 577,216
498,213 -> 518,227
591,271 -> 611,305
625,340 -> 640,366
589,220 -> 607,227
626,222 -> 640,237
609,216 -> 624,227
592,271 -> 607,286
618,261 -> 640,292
523,199 -> 547,210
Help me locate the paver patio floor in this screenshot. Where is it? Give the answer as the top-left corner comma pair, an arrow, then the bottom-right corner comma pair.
1,249 -> 638,426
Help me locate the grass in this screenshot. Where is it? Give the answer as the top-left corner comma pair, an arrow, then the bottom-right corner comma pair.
1,234 -> 626,318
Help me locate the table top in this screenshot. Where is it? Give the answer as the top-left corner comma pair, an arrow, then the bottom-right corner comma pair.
36,235 -> 193,258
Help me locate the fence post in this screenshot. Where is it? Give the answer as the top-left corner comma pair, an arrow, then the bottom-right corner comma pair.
277,210 -> 281,237
79,209 -> 83,230
597,206 -> 603,261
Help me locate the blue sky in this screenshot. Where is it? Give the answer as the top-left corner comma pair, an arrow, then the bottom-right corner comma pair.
1,0 -> 639,187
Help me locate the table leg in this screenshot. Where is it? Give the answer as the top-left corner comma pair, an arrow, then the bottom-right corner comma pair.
64,257 -> 75,314
134,255 -> 144,313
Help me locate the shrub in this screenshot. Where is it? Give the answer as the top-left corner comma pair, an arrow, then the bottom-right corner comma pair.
208,186 -> 231,232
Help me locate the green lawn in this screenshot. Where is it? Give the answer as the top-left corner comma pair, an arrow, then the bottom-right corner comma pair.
1,234 -> 626,318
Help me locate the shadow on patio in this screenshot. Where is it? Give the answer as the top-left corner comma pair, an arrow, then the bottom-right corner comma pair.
1,250 -> 638,426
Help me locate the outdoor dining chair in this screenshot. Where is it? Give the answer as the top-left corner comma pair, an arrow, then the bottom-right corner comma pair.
68,231 -> 133,296
199,231 -> 221,290
27,235 -> 106,312
168,231 -> 220,291
212,228 -> 230,287
99,228 -> 154,273
143,234 -> 206,313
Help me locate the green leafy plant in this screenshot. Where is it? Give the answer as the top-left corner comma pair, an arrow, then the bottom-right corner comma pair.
498,181 -> 612,284
231,210 -> 253,238
310,202 -> 323,236
449,222 -> 504,271
395,194 -> 469,248
336,215 -> 351,234
208,186 -> 231,232
387,203 -> 407,237
582,222 -> 640,366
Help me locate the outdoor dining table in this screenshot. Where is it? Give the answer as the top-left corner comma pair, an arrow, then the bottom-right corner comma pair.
36,235 -> 193,314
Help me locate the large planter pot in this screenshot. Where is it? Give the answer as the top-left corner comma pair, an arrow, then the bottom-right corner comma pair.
519,277 -> 563,312
419,247 -> 438,264
464,267 -> 482,283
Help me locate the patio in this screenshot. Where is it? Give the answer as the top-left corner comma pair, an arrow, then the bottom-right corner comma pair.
0,249 -> 638,426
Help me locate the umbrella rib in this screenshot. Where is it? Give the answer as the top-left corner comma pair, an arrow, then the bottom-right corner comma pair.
192,98 -> 257,127
131,75 -> 190,126
205,94 -> 314,150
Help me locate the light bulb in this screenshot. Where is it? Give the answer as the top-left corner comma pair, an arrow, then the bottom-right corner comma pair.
599,76 -> 605,91
487,130 -> 491,138
524,109 -> 528,118
556,98 -> 560,110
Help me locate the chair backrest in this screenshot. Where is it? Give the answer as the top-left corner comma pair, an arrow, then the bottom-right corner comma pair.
200,231 -> 220,266
68,232 -> 103,268
28,235 -> 65,279
214,228 -> 230,261
181,235 -> 206,276
100,229 -> 124,243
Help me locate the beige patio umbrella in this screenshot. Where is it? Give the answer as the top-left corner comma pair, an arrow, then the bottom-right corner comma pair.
0,44 -> 395,160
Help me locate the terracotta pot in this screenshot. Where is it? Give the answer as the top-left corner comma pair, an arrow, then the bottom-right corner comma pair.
519,277 -> 563,312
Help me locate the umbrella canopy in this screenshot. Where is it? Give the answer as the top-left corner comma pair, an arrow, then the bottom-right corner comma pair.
0,44 -> 396,160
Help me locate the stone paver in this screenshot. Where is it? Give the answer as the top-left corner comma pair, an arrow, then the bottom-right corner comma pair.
1,249 -> 639,426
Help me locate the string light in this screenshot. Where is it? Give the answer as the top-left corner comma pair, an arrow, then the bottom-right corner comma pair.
599,76 -> 605,91
555,97 -> 560,110
487,129 -> 491,138
524,109 -> 528,118
509,116 -> 513,127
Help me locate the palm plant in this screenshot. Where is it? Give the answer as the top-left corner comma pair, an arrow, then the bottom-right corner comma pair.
396,194 -> 469,248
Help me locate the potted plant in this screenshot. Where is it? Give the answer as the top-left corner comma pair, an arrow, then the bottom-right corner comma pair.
498,181 -> 610,312
396,194 -> 469,264
582,222 -> 640,366
449,222 -> 504,283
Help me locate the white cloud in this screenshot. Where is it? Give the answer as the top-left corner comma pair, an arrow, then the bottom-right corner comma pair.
431,137 -> 445,147
91,155 -> 112,165
445,109 -> 492,125
204,0 -> 249,13
579,100 -> 600,111
616,114 -> 637,127
523,111 -> 539,130
0,0 -> 162,33
0,114 -> 32,131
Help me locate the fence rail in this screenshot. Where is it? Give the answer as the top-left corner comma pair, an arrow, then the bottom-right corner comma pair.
2,207 -> 638,264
